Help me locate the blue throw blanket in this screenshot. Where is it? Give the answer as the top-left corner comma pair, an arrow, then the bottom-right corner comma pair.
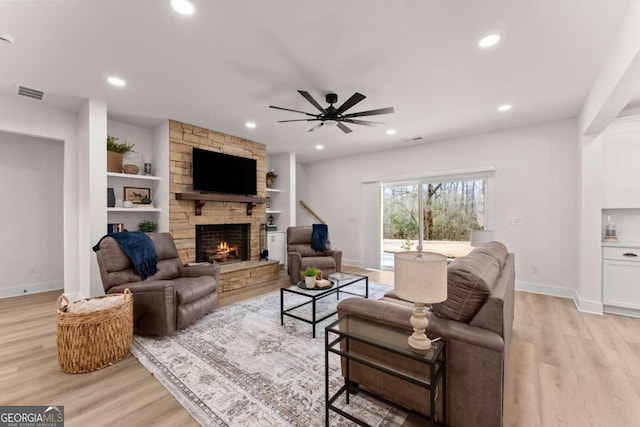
93,232 -> 158,280
311,224 -> 329,252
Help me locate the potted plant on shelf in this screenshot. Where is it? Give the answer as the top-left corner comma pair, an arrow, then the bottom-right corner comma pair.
137,220 -> 157,232
302,266 -> 320,289
266,169 -> 277,188
107,135 -> 135,173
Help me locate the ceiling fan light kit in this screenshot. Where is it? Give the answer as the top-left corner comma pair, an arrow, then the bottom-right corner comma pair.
269,90 -> 395,134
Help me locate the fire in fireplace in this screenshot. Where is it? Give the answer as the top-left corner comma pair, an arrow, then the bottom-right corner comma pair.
196,224 -> 249,264
211,241 -> 237,262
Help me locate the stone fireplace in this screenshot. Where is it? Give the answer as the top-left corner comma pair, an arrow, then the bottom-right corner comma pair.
196,224 -> 249,264
169,120 -> 279,293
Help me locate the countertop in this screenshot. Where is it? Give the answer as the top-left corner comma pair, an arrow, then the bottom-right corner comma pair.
602,241 -> 640,248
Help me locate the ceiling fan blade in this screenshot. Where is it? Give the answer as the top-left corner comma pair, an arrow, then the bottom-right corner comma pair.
343,106 -> 395,118
334,92 -> 366,115
308,122 -> 324,132
344,119 -> 385,127
298,90 -> 327,114
269,105 -> 317,117
277,119 -> 321,123
337,122 -> 353,134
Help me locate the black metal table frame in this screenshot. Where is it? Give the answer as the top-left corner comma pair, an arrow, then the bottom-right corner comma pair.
324,317 -> 447,427
280,275 -> 369,338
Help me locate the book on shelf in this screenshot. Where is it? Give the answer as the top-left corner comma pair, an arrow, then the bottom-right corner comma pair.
107,223 -> 126,234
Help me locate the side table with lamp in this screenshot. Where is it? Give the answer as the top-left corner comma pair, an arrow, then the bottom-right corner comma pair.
325,186 -> 449,426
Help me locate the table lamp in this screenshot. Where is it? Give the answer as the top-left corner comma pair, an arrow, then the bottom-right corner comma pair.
394,251 -> 448,350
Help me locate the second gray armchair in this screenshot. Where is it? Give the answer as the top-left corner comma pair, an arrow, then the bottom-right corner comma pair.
286,226 -> 342,284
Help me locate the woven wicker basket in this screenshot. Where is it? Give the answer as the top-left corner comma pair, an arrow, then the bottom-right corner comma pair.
57,289 -> 133,374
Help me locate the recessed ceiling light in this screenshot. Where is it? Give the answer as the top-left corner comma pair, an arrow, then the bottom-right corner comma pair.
0,34 -> 14,45
386,129 -> 397,135
497,104 -> 512,112
245,122 -> 256,129
478,34 -> 501,48
107,76 -> 126,87
170,0 -> 194,15
315,145 -> 324,150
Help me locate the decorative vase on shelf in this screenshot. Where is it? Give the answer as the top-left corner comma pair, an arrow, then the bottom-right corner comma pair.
107,188 -> 115,207
123,152 -> 141,175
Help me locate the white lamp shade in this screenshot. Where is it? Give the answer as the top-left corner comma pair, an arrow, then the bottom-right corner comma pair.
470,230 -> 493,247
394,252 -> 448,304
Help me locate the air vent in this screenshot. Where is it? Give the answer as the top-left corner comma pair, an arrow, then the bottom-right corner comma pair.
17,85 -> 45,100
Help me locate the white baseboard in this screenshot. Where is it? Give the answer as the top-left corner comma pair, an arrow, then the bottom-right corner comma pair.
603,304 -> 640,319
515,280 -> 576,299
516,280 -> 603,315
343,258 -> 365,267
575,297 -> 604,315
0,280 -> 64,299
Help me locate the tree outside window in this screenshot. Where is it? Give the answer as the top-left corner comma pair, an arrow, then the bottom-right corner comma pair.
382,179 -> 485,258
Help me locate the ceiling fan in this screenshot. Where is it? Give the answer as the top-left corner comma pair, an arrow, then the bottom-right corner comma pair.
269,90 -> 394,134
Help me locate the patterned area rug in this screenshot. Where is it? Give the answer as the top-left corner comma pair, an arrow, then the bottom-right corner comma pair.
131,281 -> 406,427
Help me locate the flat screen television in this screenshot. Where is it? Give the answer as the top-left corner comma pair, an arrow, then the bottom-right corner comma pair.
192,147 -> 257,196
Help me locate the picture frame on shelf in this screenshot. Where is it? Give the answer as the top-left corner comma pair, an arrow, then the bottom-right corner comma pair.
124,186 -> 151,204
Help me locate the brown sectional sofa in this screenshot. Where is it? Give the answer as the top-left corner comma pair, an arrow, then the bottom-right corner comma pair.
337,242 -> 514,426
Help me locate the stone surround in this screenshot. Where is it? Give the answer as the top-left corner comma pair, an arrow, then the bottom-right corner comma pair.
219,260 -> 280,292
169,120 -> 275,291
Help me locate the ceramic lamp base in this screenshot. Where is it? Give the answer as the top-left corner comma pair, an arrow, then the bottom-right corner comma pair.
408,303 -> 432,350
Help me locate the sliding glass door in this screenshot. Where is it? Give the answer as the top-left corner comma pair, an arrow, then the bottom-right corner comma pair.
382,178 -> 486,268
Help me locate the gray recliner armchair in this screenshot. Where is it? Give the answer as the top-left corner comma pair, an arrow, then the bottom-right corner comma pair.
286,226 -> 342,284
94,232 -> 220,336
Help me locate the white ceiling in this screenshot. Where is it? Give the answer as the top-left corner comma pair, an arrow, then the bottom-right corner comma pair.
0,0 -> 635,163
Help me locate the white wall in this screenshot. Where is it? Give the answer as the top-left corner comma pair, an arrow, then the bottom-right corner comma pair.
0,94 -> 85,300
79,100 -> 108,297
299,118 -> 579,293
108,119 -> 155,166
0,131 -> 64,297
577,0 -> 640,314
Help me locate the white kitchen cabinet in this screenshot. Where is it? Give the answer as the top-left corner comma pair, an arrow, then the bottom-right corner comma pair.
602,116 -> 640,209
267,231 -> 286,267
603,246 -> 640,313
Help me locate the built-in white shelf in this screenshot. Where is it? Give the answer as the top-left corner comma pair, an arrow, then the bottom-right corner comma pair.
266,210 -> 281,214
107,172 -> 162,181
266,188 -> 281,193
108,207 -> 162,212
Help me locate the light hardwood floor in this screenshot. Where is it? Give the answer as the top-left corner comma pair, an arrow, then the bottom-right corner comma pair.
1,266 -> 639,426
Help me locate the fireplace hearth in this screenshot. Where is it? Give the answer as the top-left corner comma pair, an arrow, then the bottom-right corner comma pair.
196,224 -> 249,264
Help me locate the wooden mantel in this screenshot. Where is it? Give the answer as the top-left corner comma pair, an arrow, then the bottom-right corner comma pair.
175,192 -> 269,216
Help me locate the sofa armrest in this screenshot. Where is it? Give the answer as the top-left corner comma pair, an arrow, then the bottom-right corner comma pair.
109,280 -> 176,336
179,263 -> 220,282
337,298 -> 504,352
327,250 -> 342,272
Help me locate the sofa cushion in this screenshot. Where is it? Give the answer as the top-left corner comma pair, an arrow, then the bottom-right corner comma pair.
146,258 -> 181,281
431,251 -> 502,322
287,226 -> 332,257
471,241 -> 508,269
